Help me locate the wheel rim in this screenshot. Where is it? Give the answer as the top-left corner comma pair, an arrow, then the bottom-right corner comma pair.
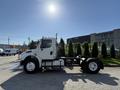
26,62 -> 35,71
88,62 -> 98,71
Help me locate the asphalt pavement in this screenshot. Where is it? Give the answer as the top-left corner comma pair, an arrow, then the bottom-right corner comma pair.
0,56 -> 120,90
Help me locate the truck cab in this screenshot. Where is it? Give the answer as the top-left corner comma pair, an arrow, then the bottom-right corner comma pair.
20,38 -> 57,60
19,37 -> 64,73
39,38 -> 57,60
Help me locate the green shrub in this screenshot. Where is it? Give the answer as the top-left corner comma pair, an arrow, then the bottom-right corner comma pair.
28,40 -> 37,49
58,38 -> 65,57
83,42 -> 90,57
110,44 -> 116,58
92,42 -> 98,57
76,43 -> 82,56
68,40 -> 74,57
101,43 -> 107,58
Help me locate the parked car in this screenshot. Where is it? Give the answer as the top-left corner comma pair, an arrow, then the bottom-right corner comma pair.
0,48 -> 4,56
4,48 -> 19,56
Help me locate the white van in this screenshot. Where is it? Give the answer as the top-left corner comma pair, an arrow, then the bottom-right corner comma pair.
0,48 -> 4,56
4,48 -> 19,56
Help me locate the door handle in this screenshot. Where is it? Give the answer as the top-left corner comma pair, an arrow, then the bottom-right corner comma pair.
50,51 -> 53,55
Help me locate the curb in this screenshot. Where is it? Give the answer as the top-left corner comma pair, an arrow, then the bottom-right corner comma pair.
104,65 -> 120,67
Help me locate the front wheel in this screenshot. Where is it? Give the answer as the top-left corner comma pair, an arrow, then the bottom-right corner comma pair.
23,59 -> 39,74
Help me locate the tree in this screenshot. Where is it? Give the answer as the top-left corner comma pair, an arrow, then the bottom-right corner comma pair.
76,43 -> 82,56
58,38 -> 65,57
101,43 -> 107,58
92,42 -> 98,57
68,40 -> 74,57
73,43 -> 77,57
28,40 -> 37,49
83,43 -> 90,57
110,44 -> 116,58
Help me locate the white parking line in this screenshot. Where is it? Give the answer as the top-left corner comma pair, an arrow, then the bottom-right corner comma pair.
0,62 -> 23,71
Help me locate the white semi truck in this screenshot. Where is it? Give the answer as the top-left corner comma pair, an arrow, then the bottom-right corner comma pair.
19,37 -> 104,74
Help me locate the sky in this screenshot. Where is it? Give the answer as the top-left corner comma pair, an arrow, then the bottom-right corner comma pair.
0,0 -> 120,45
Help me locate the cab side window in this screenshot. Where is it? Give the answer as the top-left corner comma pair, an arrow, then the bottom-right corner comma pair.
41,39 -> 52,48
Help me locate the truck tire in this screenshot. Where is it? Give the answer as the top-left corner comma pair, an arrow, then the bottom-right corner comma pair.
23,59 -> 39,74
86,59 -> 100,74
81,59 -> 100,74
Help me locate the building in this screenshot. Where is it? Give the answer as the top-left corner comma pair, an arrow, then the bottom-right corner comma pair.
91,31 -> 113,48
0,44 -> 23,50
67,35 -> 91,44
67,29 -> 120,49
0,44 -> 10,49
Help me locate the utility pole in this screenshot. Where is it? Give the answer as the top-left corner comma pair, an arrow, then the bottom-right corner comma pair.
56,33 -> 57,40
8,37 -> 10,48
28,37 -> 30,45
55,33 -> 58,45
8,37 -> 10,45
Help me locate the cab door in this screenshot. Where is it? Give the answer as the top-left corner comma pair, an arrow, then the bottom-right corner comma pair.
40,39 -> 54,59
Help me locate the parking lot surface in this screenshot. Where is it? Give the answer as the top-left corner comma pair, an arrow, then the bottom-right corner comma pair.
0,56 -> 120,90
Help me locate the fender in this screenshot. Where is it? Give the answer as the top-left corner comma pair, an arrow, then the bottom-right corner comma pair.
20,55 -> 42,68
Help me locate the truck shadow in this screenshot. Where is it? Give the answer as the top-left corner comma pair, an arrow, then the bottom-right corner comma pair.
0,70 -> 119,90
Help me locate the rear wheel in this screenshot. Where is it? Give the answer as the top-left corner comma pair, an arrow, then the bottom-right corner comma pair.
81,59 -> 101,74
87,59 -> 100,74
23,59 -> 39,74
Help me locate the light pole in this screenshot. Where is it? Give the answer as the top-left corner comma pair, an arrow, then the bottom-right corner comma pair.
8,37 -> 10,48
28,37 -> 30,45
56,33 -> 58,40
8,37 -> 10,45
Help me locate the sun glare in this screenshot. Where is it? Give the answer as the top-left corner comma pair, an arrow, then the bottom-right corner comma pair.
48,3 -> 57,15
